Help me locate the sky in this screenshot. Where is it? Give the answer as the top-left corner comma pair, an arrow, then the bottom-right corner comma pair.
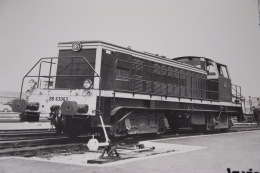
0,0 -> 259,97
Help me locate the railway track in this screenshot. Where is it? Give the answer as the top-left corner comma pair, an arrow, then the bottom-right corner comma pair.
0,124 -> 259,158
0,143 -> 89,157
0,112 -> 49,123
0,129 -> 57,141
0,128 -> 200,158
0,129 -> 91,157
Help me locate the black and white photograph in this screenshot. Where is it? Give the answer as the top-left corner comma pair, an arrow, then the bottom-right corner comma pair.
0,0 -> 260,172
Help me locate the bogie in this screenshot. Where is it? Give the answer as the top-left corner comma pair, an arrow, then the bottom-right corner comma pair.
109,110 -> 170,137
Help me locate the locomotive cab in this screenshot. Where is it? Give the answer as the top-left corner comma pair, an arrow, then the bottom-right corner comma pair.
174,56 -> 234,102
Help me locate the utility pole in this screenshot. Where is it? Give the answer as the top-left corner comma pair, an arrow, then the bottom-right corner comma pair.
259,0 -> 260,25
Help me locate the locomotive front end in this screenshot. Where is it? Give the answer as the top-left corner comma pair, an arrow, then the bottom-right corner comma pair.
12,42 -> 101,136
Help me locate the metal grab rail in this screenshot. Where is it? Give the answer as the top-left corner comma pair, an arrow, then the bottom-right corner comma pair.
231,84 -> 243,103
19,56 -> 103,117
114,58 -> 220,101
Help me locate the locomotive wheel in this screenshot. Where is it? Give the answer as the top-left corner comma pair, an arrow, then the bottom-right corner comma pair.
63,116 -> 80,138
192,125 -> 207,133
156,114 -> 168,134
220,127 -> 229,133
220,116 -> 232,133
19,113 -> 25,122
50,113 -> 63,134
112,110 -> 170,136
19,112 -> 40,122
165,114 -> 178,132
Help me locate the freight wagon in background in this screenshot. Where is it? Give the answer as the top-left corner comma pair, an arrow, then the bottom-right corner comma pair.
243,96 -> 260,114
240,96 -> 260,122
12,41 -> 243,137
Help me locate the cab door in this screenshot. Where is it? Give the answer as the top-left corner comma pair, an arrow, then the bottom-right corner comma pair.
217,64 -> 232,102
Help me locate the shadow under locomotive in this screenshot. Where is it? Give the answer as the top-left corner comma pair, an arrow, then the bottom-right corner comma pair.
12,41 -> 243,137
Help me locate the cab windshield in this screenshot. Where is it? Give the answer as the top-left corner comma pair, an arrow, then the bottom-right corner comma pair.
54,49 -> 96,89
55,57 -> 95,89
217,64 -> 229,78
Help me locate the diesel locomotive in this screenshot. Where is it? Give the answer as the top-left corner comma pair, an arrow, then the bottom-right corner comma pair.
12,41 -> 243,137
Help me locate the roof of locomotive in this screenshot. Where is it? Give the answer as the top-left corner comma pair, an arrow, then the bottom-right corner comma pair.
173,56 -> 228,67
58,40 -> 207,74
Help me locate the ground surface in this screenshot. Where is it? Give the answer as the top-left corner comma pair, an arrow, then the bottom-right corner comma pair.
0,130 -> 259,173
0,113 -> 50,129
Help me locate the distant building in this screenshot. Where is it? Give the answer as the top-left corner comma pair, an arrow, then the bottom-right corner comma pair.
243,96 -> 260,114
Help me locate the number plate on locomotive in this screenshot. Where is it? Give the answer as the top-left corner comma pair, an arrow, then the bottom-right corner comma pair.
49,96 -> 68,101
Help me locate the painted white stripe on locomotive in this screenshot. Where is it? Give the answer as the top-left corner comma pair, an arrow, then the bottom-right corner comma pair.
58,42 -> 206,74
93,46 -> 102,89
95,90 -> 242,107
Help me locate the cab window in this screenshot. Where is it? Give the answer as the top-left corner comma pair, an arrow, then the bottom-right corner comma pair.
217,64 -> 229,78
206,61 -> 216,75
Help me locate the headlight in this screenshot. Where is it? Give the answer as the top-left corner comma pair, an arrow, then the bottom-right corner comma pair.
83,79 -> 92,89
28,79 -> 36,88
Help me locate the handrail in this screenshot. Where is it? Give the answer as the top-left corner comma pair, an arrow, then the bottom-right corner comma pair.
19,56 -> 102,116
231,84 -> 243,105
19,56 -> 100,97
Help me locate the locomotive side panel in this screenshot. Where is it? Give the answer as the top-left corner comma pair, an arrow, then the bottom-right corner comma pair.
115,52 -> 134,91
206,79 -> 219,101
112,52 -> 209,100
100,49 -> 115,90
218,76 -> 232,102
